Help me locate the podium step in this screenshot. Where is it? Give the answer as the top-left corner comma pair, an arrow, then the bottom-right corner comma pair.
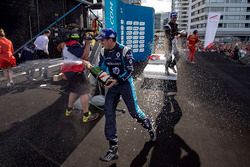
143,64 -> 177,80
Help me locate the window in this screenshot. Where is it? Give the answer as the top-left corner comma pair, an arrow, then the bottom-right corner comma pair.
227,23 -> 240,28
210,7 -> 224,12
210,0 -> 224,2
225,15 -> 246,20
231,0 -> 246,2
219,23 -> 223,28
239,24 -> 245,28
227,7 -> 245,12
225,15 -> 240,20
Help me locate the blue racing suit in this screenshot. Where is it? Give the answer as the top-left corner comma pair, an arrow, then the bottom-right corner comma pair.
99,43 -> 153,146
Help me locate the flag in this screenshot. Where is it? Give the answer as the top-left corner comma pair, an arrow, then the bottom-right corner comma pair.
204,12 -> 221,48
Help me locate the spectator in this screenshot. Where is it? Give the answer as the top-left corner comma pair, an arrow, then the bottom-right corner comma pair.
233,43 -> 240,60
0,28 -> 16,87
34,29 -> 51,80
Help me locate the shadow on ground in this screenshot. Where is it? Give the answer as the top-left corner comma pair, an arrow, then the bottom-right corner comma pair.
0,86 -> 103,167
131,87 -> 200,167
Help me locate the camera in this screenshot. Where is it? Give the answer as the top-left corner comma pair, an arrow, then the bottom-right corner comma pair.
52,25 -> 95,45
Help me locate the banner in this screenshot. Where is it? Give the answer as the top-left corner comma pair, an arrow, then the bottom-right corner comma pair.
104,0 -> 154,61
104,0 -> 119,32
204,12 -> 221,48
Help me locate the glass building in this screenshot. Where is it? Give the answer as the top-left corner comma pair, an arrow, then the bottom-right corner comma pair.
173,0 -> 189,31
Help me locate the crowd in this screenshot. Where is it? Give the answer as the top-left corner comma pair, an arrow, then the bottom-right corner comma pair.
197,41 -> 250,61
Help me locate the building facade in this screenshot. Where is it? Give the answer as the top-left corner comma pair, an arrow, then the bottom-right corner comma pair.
154,12 -> 170,31
155,13 -> 162,30
173,0 -> 189,31
188,0 -> 250,41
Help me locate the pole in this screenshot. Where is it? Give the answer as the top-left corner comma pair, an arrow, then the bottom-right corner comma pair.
28,15 -> 33,39
36,0 -> 40,32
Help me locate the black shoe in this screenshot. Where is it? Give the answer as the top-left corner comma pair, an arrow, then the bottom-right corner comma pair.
148,128 -> 157,141
100,145 -> 119,162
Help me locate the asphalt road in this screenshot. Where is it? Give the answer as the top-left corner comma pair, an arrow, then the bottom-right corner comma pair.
0,53 -> 249,167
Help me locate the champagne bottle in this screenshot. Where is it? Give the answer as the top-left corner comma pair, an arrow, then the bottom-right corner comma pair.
90,66 -> 111,84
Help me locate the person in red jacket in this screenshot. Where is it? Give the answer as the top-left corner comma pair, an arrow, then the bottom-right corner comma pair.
187,30 -> 200,63
0,28 -> 16,86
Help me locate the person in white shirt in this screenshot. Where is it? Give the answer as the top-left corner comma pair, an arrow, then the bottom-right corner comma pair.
34,30 -> 51,80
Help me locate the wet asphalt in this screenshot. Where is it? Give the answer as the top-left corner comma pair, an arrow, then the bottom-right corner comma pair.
0,52 -> 250,167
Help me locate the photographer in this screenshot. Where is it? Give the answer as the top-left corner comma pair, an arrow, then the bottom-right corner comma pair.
55,30 -> 99,123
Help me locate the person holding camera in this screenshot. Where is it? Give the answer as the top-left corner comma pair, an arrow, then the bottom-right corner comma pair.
55,31 -> 99,123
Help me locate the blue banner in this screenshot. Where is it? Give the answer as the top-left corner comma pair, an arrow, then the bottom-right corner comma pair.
105,0 -> 154,61
104,0 -> 119,32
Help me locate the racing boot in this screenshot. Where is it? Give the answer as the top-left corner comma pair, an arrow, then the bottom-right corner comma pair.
100,145 -> 119,162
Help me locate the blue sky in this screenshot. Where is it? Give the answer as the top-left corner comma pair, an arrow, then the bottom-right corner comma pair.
141,0 -> 171,13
